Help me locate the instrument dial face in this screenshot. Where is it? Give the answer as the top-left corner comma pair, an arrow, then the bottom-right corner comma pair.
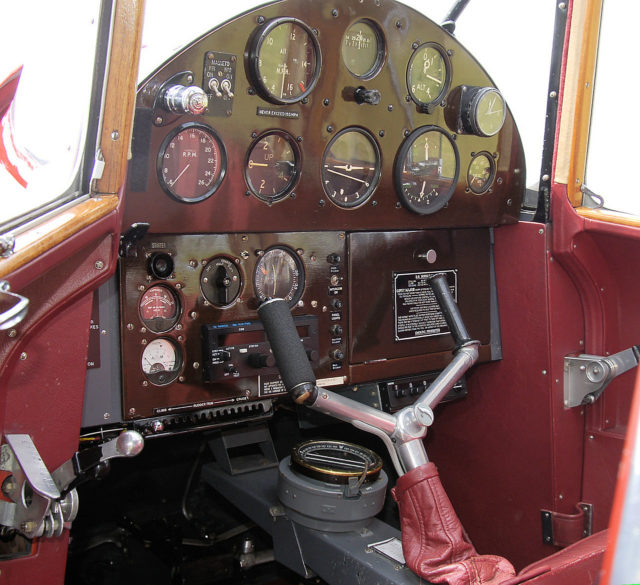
245,131 -> 300,202
341,20 -> 385,79
467,152 -> 496,194
249,18 -> 321,105
254,246 -> 304,307
139,285 -> 180,333
471,88 -> 506,137
141,338 -> 182,386
157,123 -> 226,203
394,126 -> 460,215
322,128 -> 381,209
201,256 -> 243,307
407,43 -> 451,111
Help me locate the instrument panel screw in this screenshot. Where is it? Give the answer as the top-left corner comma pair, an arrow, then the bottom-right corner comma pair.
138,285 -> 145,291
95,260 -> 105,270
549,91 -> 557,99
290,192 -> 296,199
404,129 -> 410,137
396,202 -> 402,208
379,130 -> 385,137
127,323 -> 134,331
412,41 -> 419,50
193,362 -> 200,369
257,15 -> 265,24
248,87 -> 255,95
396,20 -> 403,28
559,2 -> 567,10
129,408 -> 136,416
104,413 -> 111,420
332,9 -> 338,17
319,199 -> 325,207
7,329 -> 17,338
506,199 -> 512,206
297,136 -> 303,142
327,125 -> 334,133
155,116 -> 163,125
111,131 -> 120,141
387,105 -> 393,111
542,174 -> 550,182
302,97 -> 309,104
20,352 -> 27,361
323,98 -> 330,106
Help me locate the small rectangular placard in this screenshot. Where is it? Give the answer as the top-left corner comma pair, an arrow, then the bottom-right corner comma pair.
256,107 -> 300,120
393,270 -> 457,341
368,537 -> 406,566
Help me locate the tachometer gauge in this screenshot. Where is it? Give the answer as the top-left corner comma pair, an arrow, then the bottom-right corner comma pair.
461,87 -> 506,137
254,246 -> 304,307
394,126 -> 460,215
245,131 -> 300,202
157,123 -> 226,203
467,152 -> 496,194
407,42 -> 451,112
139,285 -> 180,333
141,338 -> 182,386
322,128 -> 381,209
247,17 -> 321,105
341,20 -> 385,79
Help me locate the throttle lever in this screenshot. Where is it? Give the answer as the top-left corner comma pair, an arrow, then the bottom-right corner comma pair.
427,273 -> 472,350
52,430 -> 144,495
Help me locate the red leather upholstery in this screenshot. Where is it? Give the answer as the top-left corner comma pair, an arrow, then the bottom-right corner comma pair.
392,463 -> 516,585
503,530 -> 607,585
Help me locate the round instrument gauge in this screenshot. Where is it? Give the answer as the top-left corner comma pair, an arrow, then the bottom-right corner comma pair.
247,17 -> 321,105
254,247 -> 304,307
157,123 -> 226,203
245,131 -> 300,202
139,285 -> 180,333
141,338 -> 182,386
467,152 -> 496,194
462,87 -> 506,137
407,43 -> 451,112
341,20 -> 385,79
321,128 -> 381,209
394,126 -> 460,215
201,256 -> 242,307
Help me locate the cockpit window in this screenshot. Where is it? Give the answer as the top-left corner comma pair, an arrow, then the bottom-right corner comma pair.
585,1 -> 640,216
0,1 -> 102,232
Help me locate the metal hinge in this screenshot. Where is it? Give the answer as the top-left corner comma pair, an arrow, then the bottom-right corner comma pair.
541,503 -> 593,547
0,234 -> 15,257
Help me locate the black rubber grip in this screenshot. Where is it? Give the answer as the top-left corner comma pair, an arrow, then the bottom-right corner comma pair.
428,273 -> 472,349
258,299 -> 316,394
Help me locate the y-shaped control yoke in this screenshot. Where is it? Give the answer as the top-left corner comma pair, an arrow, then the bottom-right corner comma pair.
257,273 -> 479,476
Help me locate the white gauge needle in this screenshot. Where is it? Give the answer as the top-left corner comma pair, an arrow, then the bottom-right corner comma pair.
426,74 -> 442,85
420,181 -> 426,197
280,66 -> 286,98
169,164 -> 191,186
327,168 -> 368,185
334,164 -> 371,171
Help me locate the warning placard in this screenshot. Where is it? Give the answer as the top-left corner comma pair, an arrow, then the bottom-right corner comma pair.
393,270 -> 457,341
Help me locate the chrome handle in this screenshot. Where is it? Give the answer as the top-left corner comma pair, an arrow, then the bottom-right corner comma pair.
0,281 -> 29,330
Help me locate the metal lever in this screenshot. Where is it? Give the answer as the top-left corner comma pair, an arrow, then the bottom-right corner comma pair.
0,431 -> 144,539
0,281 -> 29,330
564,346 -> 640,408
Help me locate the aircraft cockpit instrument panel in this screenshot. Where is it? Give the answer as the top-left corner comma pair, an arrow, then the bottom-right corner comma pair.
117,0 -> 525,437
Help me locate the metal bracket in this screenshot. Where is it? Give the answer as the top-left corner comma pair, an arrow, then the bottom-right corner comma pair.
564,346 -> 639,408
0,234 -> 16,257
119,222 -> 150,258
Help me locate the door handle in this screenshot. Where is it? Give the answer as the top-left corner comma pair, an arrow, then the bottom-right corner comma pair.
0,281 -> 29,330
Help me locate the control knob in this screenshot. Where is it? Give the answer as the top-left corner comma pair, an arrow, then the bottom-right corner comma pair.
248,353 -> 276,369
163,84 -> 208,115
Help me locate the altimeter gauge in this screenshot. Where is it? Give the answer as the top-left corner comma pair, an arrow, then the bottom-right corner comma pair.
407,42 -> 451,112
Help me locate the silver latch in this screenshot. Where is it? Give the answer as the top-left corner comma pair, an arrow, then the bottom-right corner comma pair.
564,346 -> 639,408
0,281 -> 29,330
0,234 -> 15,257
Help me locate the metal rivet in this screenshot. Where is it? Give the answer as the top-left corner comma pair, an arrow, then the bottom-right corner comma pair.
193,362 -> 200,369
7,329 -> 17,338
95,260 -> 105,270
129,408 -> 136,415
538,229 -> 544,235
104,413 -> 111,420
155,116 -> 163,125
20,352 -> 27,360
111,131 -> 120,141
542,370 -> 547,375
127,323 -> 134,331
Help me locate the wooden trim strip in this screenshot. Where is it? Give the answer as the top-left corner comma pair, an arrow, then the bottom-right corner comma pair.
0,196 -> 119,279
577,206 -> 640,229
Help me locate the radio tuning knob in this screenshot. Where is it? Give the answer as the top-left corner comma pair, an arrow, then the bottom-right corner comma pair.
330,349 -> 344,361
163,84 -> 208,115
248,353 -> 276,369
330,324 -> 344,336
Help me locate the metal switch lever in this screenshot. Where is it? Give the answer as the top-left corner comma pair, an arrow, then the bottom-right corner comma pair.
564,346 -> 640,408
0,281 -> 29,330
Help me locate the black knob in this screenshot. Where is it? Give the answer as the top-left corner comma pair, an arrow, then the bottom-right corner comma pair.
148,253 -> 174,279
224,364 -> 239,375
331,299 -> 344,310
354,86 -> 381,105
248,353 -> 275,369
330,349 -> 344,361
330,325 -> 344,336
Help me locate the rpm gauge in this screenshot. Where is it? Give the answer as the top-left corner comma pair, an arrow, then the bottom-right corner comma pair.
254,247 -> 304,307
141,338 -> 182,386
394,126 -> 460,215
247,17 -> 321,105
407,42 -> 451,112
322,128 -> 381,209
139,285 -> 180,333
245,131 -> 300,203
157,123 -> 226,203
